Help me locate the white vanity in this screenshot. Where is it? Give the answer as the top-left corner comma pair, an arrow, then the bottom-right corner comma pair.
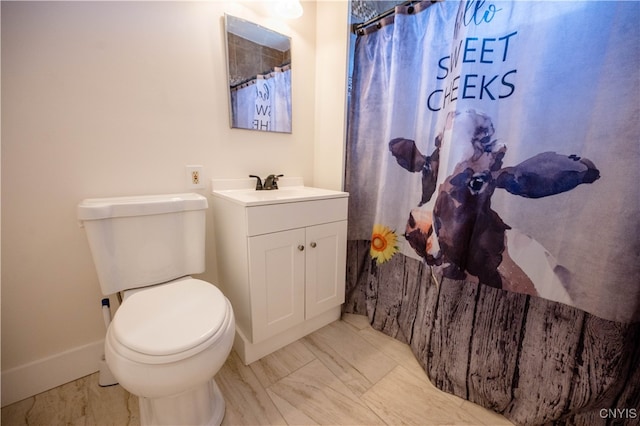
211,178 -> 349,364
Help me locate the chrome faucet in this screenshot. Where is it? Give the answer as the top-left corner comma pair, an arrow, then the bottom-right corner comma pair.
249,174 -> 284,190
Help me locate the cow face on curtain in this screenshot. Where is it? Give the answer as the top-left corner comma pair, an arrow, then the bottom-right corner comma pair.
346,0 -> 639,323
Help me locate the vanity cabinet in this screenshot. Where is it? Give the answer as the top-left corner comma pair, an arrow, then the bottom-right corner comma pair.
249,220 -> 347,341
211,180 -> 348,364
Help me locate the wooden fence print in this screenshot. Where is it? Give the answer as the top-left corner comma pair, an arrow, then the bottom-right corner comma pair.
344,240 -> 640,425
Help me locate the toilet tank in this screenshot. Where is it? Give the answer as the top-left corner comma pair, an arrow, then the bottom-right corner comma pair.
78,193 -> 208,295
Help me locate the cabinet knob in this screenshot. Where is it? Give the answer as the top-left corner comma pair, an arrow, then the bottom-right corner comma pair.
310,242 -> 317,248
298,245 -> 305,251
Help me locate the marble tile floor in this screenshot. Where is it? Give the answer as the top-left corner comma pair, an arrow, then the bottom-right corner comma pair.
2,314 -> 513,426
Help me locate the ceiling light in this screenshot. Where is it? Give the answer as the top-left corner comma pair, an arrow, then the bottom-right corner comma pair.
275,0 -> 303,19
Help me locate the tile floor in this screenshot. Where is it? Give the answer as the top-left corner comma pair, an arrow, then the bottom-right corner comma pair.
1,314 -> 513,426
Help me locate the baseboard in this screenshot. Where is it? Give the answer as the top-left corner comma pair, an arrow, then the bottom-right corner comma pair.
1,339 -> 104,407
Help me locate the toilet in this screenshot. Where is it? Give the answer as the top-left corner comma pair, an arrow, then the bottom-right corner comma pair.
78,193 -> 235,426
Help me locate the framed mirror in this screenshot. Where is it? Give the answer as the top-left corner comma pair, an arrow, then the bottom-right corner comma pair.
224,14 -> 292,133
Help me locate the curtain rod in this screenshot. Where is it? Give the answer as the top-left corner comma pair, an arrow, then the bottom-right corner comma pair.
351,1 -> 438,34
230,62 -> 291,90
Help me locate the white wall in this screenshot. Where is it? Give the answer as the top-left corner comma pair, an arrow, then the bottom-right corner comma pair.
313,0 -> 350,190
1,0 -> 349,406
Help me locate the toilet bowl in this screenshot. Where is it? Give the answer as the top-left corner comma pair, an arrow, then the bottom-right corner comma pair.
77,193 -> 235,426
105,277 -> 235,425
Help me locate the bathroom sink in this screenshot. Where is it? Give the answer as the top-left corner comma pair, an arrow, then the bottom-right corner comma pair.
211,178 -> 348,206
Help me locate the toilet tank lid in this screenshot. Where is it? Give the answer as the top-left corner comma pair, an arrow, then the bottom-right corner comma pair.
78,193 -> 208,221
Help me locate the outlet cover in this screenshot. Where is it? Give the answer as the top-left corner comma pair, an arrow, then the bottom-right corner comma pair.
185,165 -> 205,189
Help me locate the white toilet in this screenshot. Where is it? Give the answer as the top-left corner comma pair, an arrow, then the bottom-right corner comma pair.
78,193 -> 235,426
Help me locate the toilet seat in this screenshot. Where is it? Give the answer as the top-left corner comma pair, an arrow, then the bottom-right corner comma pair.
109,278 -> 231,364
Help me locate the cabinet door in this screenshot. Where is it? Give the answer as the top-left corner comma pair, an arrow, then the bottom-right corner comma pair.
248,228 -> 305,343
305,221 -> 347,319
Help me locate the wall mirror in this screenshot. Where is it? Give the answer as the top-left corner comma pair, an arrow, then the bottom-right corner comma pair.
224,14 -> 292,133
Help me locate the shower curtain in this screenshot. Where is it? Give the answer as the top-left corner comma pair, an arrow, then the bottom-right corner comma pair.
230,66 -> 292,132
344,1 -> 640,424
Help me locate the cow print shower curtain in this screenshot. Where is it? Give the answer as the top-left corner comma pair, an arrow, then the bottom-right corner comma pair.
344,1 -> 640,424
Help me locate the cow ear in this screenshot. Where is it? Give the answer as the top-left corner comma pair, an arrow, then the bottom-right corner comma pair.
496,151 -> 600,198
389,138 -> 427,172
